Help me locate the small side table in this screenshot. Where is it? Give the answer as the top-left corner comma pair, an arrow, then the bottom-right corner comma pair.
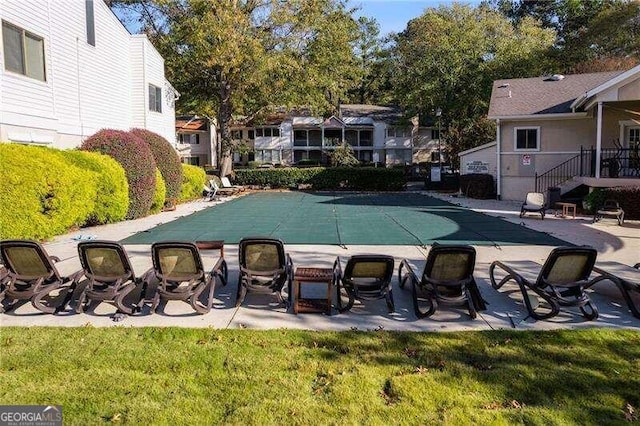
195,240 -> 224,257
293,267 -> 333,315
554,202 -> 576,218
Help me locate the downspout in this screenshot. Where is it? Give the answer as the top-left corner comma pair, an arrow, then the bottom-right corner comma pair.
75,37 -> 84,138
142,39 -> 147,128
496,118 -> 501,200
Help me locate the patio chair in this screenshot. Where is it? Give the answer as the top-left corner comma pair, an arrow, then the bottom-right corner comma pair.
149,241 -> 227,314
0,240 -> 83,314
334,255 -> 395,313
489,246 -> 599,320
221,176 -> 245,192
399,244 -> 485,319
520,192 -> 546,220
74,241 -> 149,315
236,237 -> 293,308
203,181 -> 218,202
589,261 -> 640,319
211,178 -> 237,196
593,199 -> 624,226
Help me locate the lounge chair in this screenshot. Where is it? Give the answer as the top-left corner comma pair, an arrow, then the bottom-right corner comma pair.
593,199 -> 624,226
520,192 -> 546,219
399,244 -> 485,319
489,246 -> 598,320
0,240 -> 83,314
203,181 -> 218,201
236,237 -> 293,308
74,241 -> 149,315
211,179 -> 236,196
221,176 -> 245,192
334,255 -> 395,313
149,241 -> 227,314
589,261 -> 640,319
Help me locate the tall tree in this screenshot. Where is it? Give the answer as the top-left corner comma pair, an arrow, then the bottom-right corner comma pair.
112,0 -> 359,175
391,3 -> 555,156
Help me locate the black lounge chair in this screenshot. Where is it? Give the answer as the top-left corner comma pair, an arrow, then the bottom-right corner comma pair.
149,241 -> 227,314
399,244 -> 485,319
236,237 -> 292,308
520,192 -> 546,220
0,240 -> 83,314
334,255 -> 395,313
74,241 -> 149,315
593,199 -> 625,226
489,246 -> 598,320
589,261 -> 640,319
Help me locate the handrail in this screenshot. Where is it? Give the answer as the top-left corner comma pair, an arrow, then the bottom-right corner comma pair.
535,152 -> 586,193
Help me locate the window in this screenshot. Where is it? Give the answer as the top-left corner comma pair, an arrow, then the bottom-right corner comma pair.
294,130 -> 308,146
85,0 -> 95,46
431,129 -> 440,140
430,151 -> 440,162
255,150 -> 281,163
515,127 -> 539,151
272,128 -> 280,137
179,133 -> 199,144
256,128 -> 264,137
248,130 -> 255,140
359,130 -> 373,146
149,84 -> 162,112
387,127 -> 411,138
183,156 -> 200,166
2,21 -> 46,81
231,130 -> 242,140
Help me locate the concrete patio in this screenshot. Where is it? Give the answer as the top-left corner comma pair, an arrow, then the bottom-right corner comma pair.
2,190 -> 639,331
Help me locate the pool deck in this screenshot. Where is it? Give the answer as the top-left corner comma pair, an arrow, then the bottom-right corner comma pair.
2,190 -> 639,331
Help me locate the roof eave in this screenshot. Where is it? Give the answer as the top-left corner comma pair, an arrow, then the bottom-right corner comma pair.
488,112 -> 589,121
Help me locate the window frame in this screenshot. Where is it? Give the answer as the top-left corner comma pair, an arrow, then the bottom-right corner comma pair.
514,126 -> 540,152
2,20 -> 47,82
85,0 -> 96,46
148,83 -> 162,113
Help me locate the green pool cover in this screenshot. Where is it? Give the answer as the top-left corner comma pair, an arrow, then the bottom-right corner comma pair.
121,192 -> 569,247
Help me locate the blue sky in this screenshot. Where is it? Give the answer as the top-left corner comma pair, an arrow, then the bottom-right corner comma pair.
351,0 -> 482,36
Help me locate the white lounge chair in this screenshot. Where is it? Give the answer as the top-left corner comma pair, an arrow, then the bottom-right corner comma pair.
221,176 -> 245,192
520,192 -> 546,220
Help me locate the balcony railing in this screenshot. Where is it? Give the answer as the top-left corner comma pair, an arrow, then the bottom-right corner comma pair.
535,147 -> 640,192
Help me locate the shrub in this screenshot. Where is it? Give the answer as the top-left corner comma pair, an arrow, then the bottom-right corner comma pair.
604,186 -> 640,220
59,150 -> 129,225
234,167 -> 406,191
150,169 -> 167,213
180,164 -> 206,201
330,143 -> 359,167
583,188 -> 607,213
459,174 -> 495,199
130,128 -> 183,203
81,129 -> 157,219
0,144 -> 95,240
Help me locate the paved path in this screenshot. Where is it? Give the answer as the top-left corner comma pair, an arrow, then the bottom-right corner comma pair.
2,190 -> 639,331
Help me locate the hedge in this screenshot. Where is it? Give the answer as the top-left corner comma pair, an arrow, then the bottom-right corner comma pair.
604,186 -> 640,220
59,150 -> 129,225
459,174 -> 495,199
233,167 -> 406,191
180,164 -> 207,201
0,144 -> 95,240
81,129 -> 157,219
150,169 -> 167,213
130,128 -> 183,203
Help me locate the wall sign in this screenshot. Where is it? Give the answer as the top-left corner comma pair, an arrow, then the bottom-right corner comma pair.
465,160 -> 489,174
521,154 -> 531,166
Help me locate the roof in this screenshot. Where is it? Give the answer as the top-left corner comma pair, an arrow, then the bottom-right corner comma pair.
176,116 -> 208,131
488,71 -> 625,118
340,104 -> 408,124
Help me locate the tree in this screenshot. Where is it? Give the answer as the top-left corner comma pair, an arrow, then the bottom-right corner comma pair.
492,0 -> 640,72
112,0 -> 359,176
330,142 -> 359,167
391,4 -> 555,157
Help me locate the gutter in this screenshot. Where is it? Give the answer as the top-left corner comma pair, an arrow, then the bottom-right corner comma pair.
496,118 -> 501,200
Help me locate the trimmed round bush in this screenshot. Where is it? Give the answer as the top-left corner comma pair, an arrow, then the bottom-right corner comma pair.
130,128 -> 183,203
81,129 -> 157,219
59,150 -> 129,225
180,164 -> 206,201
150,168 -> 167,213
0,143 -> 95,240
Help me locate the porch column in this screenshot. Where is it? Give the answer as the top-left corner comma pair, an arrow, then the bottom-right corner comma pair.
595,101 -> 603,179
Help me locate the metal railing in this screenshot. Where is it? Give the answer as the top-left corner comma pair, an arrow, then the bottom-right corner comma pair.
535,147 -> 640,192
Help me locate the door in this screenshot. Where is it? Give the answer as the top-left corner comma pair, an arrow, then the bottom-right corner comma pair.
628,127 -> 640,170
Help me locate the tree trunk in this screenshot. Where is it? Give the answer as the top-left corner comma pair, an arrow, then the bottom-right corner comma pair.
218,74 -> 233,177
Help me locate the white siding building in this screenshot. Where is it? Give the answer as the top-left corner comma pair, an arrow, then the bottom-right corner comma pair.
0,0 -> 176,148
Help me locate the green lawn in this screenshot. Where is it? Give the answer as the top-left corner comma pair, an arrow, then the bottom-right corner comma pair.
1,328 -> 638,425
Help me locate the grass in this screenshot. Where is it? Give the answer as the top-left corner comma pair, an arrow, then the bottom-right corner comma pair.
0,328 -> 639,425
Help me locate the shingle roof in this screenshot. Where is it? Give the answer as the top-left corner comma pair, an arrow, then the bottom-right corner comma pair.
176,116 -> 208,131
340,104 -> 408,124
487,71 -> 624,117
